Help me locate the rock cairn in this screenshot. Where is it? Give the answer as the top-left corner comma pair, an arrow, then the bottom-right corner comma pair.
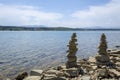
66,33 -> 78,68
95,33 -> 110,65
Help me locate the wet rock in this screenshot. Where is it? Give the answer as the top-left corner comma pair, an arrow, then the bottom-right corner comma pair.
30,69 -> 43,76
15,72 -> 28,80
107,49 -> 112,53
57,66 -> 62,70
115,45 -> 120,48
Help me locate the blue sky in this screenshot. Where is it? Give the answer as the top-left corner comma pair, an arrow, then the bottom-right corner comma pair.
0,0 -> 120,28
0,0 -> 110,13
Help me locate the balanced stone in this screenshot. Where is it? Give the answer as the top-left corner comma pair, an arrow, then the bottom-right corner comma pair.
66,33 -> 78,68
95,33 -> 110,65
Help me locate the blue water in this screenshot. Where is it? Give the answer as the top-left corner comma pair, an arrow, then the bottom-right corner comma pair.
0,31 -> 120,78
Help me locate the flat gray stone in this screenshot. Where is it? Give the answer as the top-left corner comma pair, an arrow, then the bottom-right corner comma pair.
109,69 -> 120,77
91,65 -> 97,70
78,75 -> 91,80
88,57 -> 96,63
63,68 -> 79,77
23,76 -> 41,80
43,74 -> 57,80
30,69 -> 43,76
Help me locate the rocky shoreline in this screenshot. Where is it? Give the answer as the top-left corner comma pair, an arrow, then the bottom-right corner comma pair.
13,49 -> 120,80
1,33 -> 120,80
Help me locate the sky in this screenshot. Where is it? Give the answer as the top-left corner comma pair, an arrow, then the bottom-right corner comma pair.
0,0 -> 120,28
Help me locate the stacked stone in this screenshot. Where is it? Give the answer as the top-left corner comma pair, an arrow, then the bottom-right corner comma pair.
66,33 -> 78,68
96,33 -> 110,65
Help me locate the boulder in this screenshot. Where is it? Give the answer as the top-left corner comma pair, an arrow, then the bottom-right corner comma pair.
110,54 -> 120,57
91,65 -> 97,70
110,57 -> 117,63
115,57 -> 120,61
30,69 -> 43,76
6,78 -> 11,80
109,69 -> 120,77
96,54 -> 110,63
43,69 -> 67,80
78,75 -> 91,80
15,72 -> 28,80
88,71 -> 94,75
46,70 -> 58,74
91,72 -> 98,80
57,65 -> 66,70
107,49 -> 112,53
43,74 -> 57,80
78,60 -> 87,65
52,77 -> 67,80
81,64 -> 92,72
56,72 -> 65,77
116,66 -> 120,71
111,50 -> 120,54
97,68 -> 108,78
23,76 -> 41,80
46,69 -> 65,77
88,57 -> 96,63
115,62 -> 120,67
63,68 -> 79,77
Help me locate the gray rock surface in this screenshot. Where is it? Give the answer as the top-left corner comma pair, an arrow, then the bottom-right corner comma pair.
30,69 -> 43,76
23,76 -> 41,80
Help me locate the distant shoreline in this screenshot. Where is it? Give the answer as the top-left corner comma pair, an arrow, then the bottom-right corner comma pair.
0,26 -> 120,31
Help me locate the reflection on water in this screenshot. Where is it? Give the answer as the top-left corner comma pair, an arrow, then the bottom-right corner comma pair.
0,31 -> 120,78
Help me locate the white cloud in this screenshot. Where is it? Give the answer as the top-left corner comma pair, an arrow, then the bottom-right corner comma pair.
71,0 -> 120,28
0,4 -> 63,26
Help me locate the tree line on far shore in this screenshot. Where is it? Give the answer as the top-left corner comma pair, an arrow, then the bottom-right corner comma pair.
0,25 -> 120,31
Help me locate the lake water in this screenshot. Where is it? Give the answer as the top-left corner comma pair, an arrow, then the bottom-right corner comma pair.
0,31 -> 120,78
